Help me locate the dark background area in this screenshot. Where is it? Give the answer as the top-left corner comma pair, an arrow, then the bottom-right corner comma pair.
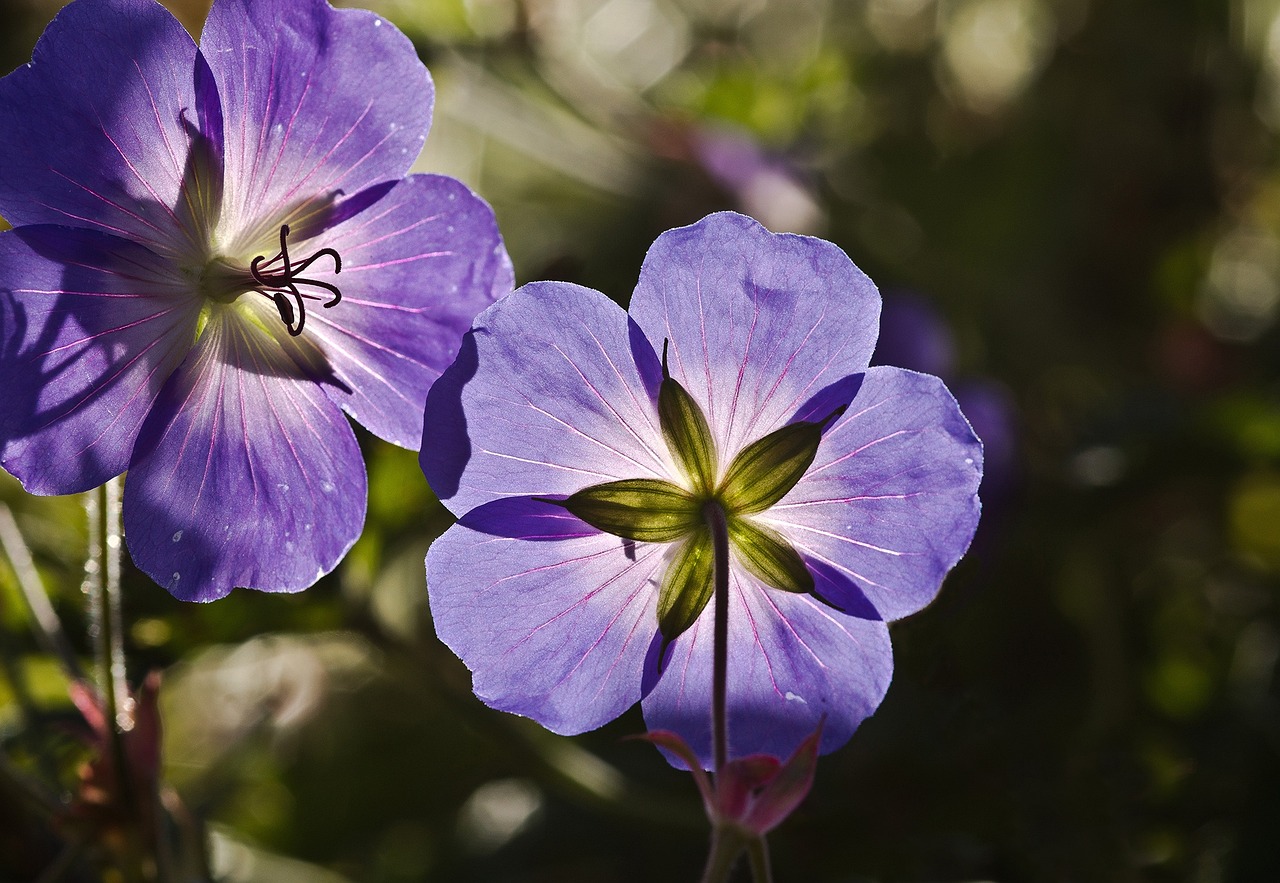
3,0 -> 1280,879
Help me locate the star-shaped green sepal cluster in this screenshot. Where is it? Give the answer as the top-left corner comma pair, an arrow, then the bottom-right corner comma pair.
552,344 -> 841,647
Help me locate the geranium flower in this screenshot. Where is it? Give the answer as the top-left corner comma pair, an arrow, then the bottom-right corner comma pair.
0,0 -> 511,600
423,212 -> 981,765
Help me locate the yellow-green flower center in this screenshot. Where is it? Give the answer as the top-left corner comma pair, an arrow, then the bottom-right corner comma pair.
192,224 -> 343,337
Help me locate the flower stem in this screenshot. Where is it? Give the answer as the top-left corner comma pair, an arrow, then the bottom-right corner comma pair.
699,826 -> 746,883
746,836 -> 774,883
85,478 -> 130,731
702,500 -> 730,776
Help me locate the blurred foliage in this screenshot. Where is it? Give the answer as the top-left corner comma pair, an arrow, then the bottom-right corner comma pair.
4,0 -> 1280,880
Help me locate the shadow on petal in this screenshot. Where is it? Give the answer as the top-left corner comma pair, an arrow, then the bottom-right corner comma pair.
627,316 -> 663,402
456,495 -> 604,542
790,373 -> 865,426
421,331 -> 479,502
807,557 -> 883,621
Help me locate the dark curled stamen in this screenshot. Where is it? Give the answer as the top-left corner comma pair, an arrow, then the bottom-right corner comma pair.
249,224 -> 344,336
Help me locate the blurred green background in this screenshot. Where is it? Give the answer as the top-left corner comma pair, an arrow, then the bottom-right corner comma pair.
4,0 -> 1280,879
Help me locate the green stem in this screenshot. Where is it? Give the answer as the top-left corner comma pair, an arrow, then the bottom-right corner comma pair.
85,479 -> 130,730
86,479 -> 147,882
699,826 -> 746,883
702,500 -> 730,777
746,836 -> 774,883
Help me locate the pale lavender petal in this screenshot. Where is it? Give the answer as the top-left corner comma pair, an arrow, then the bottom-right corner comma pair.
0,0 -> 208,256
628,212 -> 880,459
762,366 -> 983,622
201,0 -> 432,250
427,497 -> 662,734
123,311 -> 366,602
296,175 -> 510,448
0,226 -> 199,494
422,282 -> 673,513
642,570 -> 893,768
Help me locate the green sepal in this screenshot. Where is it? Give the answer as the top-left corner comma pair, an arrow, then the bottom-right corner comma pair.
561,479 -> 701,542
656,529 -> 715,645
727,518 -> 814,594
719,419 -> 827,515
658,344 -> 717,494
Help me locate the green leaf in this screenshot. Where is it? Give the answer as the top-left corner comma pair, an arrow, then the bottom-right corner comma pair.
727,518 -> 813,594
562,479 -> 701,542
656,530 -> 715,644
659,345 -> 717,494
719,420 -> 826,515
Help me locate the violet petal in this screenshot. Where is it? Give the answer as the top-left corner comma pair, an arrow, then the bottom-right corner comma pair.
642,568 -> 893,768
0,226 -> 198,494
302,174 -> 511,448
200,0 -> 433,251
422,282 -> 671,513
763,365 -> 983,621
123,308 -> 366,601
0,0 -> 203,254
628,212 -> 880,460
427,497 -> 661,735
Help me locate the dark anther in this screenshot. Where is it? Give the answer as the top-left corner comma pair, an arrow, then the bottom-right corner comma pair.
249,224 -> 343,336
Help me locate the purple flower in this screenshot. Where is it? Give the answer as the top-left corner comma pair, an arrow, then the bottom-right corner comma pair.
423,212 -> 981,766
0,0 -> 512,600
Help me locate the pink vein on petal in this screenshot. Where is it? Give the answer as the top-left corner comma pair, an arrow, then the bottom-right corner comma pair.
49,170 -> 168,238
91,112 -> 183,232
738,578 -> 787,697
276,102 -> 376,209
756,585 -> 825,672
549,338 -> 665,472
806,428 -> 922,478
131,57 -> 183,189
551,556 -> 662,695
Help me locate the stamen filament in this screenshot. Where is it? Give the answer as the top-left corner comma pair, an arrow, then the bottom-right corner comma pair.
248,224 -> 344,336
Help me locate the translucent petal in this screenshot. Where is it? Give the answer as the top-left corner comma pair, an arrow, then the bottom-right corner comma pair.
642,567 -> 893,768
0,0 -> 208,257
296,175 -> 511,448
762,366 -> 983,621
422,282 -> 675,513
628,212 -> 879,462
427,497 -> 662,734
123,307 -> 365,601
0,226 -> 199,494
201,0 -> 433,252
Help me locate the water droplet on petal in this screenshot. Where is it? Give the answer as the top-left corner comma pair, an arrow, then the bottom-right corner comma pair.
784,691 -> 807,704
172,530 -> 183,543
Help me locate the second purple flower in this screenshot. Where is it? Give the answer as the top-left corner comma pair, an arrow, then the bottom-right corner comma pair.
423,212 -> 982,766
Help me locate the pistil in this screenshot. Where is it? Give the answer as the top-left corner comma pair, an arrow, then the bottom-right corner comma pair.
248,224 -> 344,336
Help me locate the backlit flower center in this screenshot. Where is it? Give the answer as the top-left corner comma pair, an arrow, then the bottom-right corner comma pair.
546,340 -> 845,647
199,224 -> 344,337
